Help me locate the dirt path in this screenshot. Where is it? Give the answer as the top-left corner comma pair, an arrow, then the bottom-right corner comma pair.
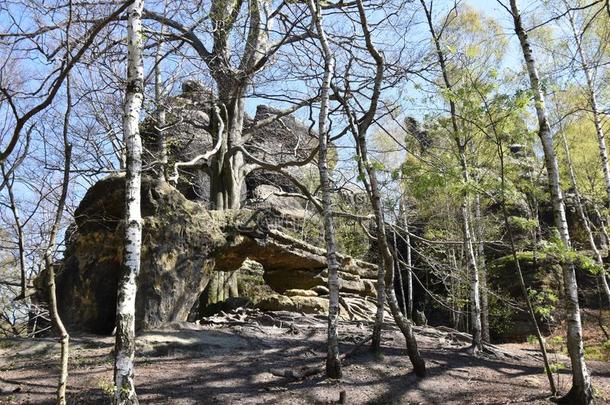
0,313 -> 608,404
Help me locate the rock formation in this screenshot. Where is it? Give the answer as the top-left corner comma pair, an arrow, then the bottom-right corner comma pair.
53,175 -> 380,334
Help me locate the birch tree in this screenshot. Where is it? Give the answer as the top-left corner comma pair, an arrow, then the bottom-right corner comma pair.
505,0 -> 592,402
561,0 -> 610,305
307,0 -> 341,379
113,0 -> 145,402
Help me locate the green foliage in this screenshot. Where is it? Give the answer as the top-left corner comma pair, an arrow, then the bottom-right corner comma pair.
547,335 -> 566,354
488,291 -> 517,339
98,378 -> 116,398
508,216 -> 539,233
584,341 -> 610,362
335,219 -> 369,259
527,287 -> 558,320
548,362 -> 566,373
539,230 -> 603,275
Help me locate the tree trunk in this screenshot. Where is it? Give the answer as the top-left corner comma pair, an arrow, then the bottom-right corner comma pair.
308,0 -> 341,379
497,137 -> 557,396
359,152 -> 426,376
560,132 -> 610,304
154,29 -> 168,181
209,86 -> 246,210
323,0 -> 426,377
565,7 -> 610,305
509,1 -> 592,402
474,194 -> 490,343
114,0 -> 144,402
461,194 -> 482,351
565,6 -> 610,212
402,202 -> 413,319
393,225 -> 408,316
2,168 -> 27,298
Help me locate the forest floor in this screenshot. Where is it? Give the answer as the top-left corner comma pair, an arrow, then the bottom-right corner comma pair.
0,310 -> 609,404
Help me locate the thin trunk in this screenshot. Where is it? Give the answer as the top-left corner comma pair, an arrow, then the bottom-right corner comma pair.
154,24 -> 167,181
420,0 -> 481,350
450,248 -> 459,329
43,7 -> 74,402
509,1 -> 591,402
354,134 -> 426,375
45,135 -> 72,404
565,7 -> 610,305
565,6 -> 610,211
402,203 -> 413,319
498,138 -> 557,396
338,0 -> 426,376
2,169 -> 27,298
560,132 -> 610,304
392,225 -> 408,316
308,0 -> 341,379
475,194 -> 490,343
113,0 -> 144,402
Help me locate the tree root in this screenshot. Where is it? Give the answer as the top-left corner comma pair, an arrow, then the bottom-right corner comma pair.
269,335 -> 373,380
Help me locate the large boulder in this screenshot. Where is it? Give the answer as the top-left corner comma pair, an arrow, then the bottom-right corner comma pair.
56,175 -> 225,333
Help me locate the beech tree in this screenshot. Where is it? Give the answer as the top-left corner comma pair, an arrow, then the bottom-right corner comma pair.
330,0 -> 426,377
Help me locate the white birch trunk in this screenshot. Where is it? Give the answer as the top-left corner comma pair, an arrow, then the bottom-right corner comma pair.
307,0 -> 341,379
114,0 -> 144,402
509,1 -> 591,402
475,194 -> 490,343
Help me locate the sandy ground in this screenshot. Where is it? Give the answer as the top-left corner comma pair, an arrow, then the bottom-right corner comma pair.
0,312 -> 609,404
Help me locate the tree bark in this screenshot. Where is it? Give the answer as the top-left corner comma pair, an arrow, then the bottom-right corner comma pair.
475,194 -> 490,343
308,0 -> 341,379
393,225 -> 408,317
114,0 -> 144,402
401,200 -> 413,319
340,1 -> 425,377
2,168 -> 27,298
42,7 -> 75,402
509,1 -> 592,402
564,6 -> 610,305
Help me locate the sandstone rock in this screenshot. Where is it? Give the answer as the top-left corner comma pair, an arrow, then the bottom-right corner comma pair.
311,285 -> 329,295
290,296 -> 329,315
55,175 -> 223,334
51,176 -> 381,334
257,294 -> 297,313
284,289 -> 318,297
